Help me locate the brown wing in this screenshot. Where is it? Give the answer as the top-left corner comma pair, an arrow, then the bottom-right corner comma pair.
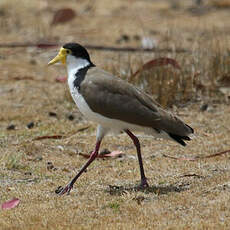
80,68 -> 193,137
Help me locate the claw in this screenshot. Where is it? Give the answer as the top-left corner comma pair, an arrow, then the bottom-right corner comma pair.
55,183 -> 73,195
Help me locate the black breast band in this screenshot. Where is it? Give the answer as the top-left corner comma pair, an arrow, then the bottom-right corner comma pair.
73,64 -> 95,90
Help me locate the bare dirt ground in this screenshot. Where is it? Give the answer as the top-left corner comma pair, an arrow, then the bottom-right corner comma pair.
0,0 -> 230,229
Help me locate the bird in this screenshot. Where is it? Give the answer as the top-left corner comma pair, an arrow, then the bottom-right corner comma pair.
48,43 -> 194,195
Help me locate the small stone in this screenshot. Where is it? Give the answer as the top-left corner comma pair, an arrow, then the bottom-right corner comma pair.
200,104 -> 208,111
7,124 -> 15,130
116,34 -> 130,44
47,161 -> 54,170
34,156 -> 43,161
121,34 -> 130,42
67,114 -> 75,121
49,112 -> 57,117
27,122 -> 34,129
57,145 -> 64,151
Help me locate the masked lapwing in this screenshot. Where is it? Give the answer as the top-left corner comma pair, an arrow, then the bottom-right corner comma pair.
48,43 -> 194,195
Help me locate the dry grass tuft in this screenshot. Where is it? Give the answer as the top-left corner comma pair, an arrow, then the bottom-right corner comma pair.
123,39 -> 230,107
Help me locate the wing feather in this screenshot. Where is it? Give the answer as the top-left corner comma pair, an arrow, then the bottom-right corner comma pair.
80,68 -> 193,137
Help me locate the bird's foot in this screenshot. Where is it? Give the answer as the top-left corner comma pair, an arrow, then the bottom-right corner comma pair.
138,179 -> 149,190
55,183 -> 73,195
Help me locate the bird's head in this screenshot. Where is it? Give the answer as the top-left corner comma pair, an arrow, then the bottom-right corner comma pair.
48,43 -> 93,67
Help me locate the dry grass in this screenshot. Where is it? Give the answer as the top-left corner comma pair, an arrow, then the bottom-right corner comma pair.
1,0 -> 230,229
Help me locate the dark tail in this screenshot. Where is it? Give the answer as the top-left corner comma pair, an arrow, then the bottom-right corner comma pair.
185,124 -> 194,134
168,133 -> 192,146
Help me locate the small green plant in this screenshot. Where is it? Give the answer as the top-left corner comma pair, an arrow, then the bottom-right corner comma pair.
108,202 -> 120,212
5,152 -> 27,170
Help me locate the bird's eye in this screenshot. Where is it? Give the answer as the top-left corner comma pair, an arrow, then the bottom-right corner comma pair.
66,50 -> 70,54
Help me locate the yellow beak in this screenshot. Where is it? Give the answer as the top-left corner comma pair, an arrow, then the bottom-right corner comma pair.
48,48 -> 67,66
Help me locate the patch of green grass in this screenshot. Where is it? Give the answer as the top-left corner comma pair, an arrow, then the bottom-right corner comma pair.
4,152 -> 29,171
107,202 -> 120,212
158,180 -> 167,185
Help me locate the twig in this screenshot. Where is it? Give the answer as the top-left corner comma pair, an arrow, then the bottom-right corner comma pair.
0,42 -> 189,53
32,126 -> 90,141
179,173 -> 204,178
33,135 -> 64,141
163,149 -> 230,161
199,149 -> 230,159
162,154 -> 196,161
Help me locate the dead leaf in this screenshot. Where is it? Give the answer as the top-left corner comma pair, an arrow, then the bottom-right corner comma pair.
130,57 -> 181,81
51,8 -> 76,26
56,76 -> 67,83
212,1 -> 230,8
2,198 -> 20,210
33,135 -> 64,141
79,150 -> 124,159
103,150 -> 124,158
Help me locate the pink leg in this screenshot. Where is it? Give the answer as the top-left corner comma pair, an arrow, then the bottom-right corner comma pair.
57,140 -> 101,195
125,129 -> 149,188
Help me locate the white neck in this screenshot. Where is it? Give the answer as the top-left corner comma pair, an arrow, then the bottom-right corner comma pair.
66,55 -> 90,77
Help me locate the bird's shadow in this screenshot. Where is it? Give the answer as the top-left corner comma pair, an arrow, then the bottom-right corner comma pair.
106,182 -> 190,196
